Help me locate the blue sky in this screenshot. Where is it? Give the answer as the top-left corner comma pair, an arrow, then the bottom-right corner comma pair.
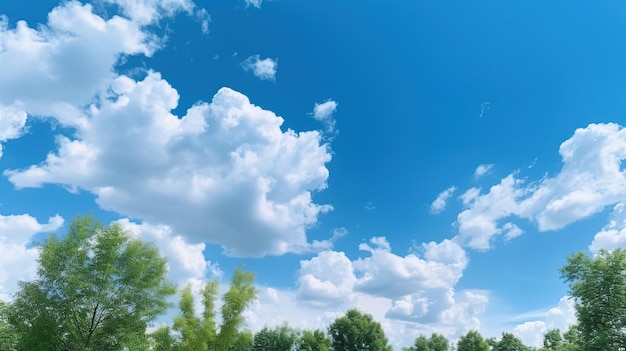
1,0 -> 626,348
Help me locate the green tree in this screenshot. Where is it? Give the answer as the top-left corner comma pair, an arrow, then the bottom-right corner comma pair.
491,332 -> 530,351
253,324 -> 299,351
328,309 -> 392,351
229,330 -> 254,351
542,329 -> 562,351
561,249 -> 626,350
149,326 -> 176,351
298,329 -> 332,351
457,330 -> 489,351
215,269 -> 257,351
0,301 -> 17,351
9,215 -> 176,351
151,267 -> 257,351
406,333 -> 449,351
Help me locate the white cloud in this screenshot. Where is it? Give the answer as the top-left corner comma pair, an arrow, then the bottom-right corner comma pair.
474,164 -> 494,179
455,122 -> 626,250
0,0 -> 168,157
295,237 -> 486,337
589,202 -> 626,254
0,214 -> 64,301
430,186 -> 457,214
241,55 -> 278,81
512,296 -> 576,348
5,72 -> 333,257
456,175 -> 526,250
115,219 -> 221,285
311,100 -> 338,133
105,0 -> 195,25
245,0 -> 262,9
0,105 -> 27,158
297,251 -> 357,308
196,8 -> 210,34
502,222 -> 523,241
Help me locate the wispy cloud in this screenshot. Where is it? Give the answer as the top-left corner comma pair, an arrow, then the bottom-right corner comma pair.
479,101 -> 491,118
245,0 -> 262,8
474,164 -> 494,179
196,8 -> 210,34
241,55 -> 277,81
430,186 -> 457,214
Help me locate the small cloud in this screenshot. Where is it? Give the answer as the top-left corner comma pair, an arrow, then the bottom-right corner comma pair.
479,101 -> 491,118
311,100 -> 338,133
364,202 -> 376,210
430,186 -> 457,214
195,8 -> 210,34
212,54 -> 219,60
503,222 -> 524,241
241,55 -> 277,81
474,164 -> 494,179
331,227 -> 348,241
245,0 -> 262,8
309,227 -> 348,252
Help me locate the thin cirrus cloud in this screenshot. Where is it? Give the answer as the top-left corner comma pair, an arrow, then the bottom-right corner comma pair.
241,55 -> 278,81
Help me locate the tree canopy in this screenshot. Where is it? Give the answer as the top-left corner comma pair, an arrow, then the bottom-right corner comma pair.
8,215 -> 176,351
328,309 -> 392,351
150,267 -> 257,351
561,249 -> 626,350
457,330 -> 489,351
405,333 -> 449,351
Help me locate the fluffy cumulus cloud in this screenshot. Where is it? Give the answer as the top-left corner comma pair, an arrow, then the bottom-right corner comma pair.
295,237 -> 487,338
0,0 -> 175,156
430,186 -> 456,214
5,71 -> 333,257
512,296 -> 576,347
455,123 -> 626,250
297,251 -> 357,308
242,55 -> 278,81
0,213 -> 64,301
115,219 -> 221,285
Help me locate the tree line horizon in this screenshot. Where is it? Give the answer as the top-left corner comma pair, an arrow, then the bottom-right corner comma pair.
0,214 -> 622,351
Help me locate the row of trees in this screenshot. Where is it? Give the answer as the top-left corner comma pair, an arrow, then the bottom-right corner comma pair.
0,215 -> 625,350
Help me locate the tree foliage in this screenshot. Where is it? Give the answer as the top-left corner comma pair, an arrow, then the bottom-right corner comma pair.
457,330 -> 489,351
406,333 -> 449,351
253,324 -> 299,351
561,249 -> 626,350
542,329 -> 562,351
151,267 -> 257,351
298,329 -> 332,351
328,309 -> 392,351
8,215 -> 176,351
0,301 -> 17,351
490,332 -> 530,351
